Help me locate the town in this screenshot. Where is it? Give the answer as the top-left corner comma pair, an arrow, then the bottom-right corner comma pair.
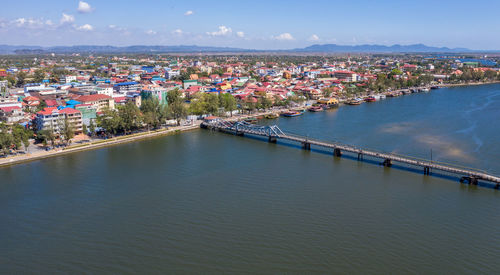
0,53 -> 499,157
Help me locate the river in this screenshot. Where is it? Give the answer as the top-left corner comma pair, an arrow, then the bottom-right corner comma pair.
1,84 -> 499,273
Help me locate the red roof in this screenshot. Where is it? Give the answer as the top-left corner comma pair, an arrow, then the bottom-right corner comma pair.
59,108 -> 81,115
45,99 -> 58,107
37,107 -> 58,116
0,106 -> 21,113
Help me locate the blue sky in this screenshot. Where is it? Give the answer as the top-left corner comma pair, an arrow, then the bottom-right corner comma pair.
1,0 -> 500,50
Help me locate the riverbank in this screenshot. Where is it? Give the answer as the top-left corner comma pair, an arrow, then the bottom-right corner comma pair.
0,109 -> 284,168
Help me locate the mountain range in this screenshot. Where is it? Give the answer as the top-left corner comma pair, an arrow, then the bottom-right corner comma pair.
0,44 -> 485,54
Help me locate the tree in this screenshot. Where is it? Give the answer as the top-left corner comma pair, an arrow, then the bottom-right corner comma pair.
118,102 -> 143,134
60,117 -> 75,145
37,129 -> 55,148
16,72 -> 26,87
167,89 -> 188,125
97,108 -> 121,136
89,120 -> 96,136
0,131 -> 13,155
11,125 -> 31,151
140,97 -> 167,129
220,93 -> 237,117
33,69 -> 45,83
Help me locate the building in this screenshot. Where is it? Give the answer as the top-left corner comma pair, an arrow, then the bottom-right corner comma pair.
35,107 -> 83,134
183,79 -> 199,89
113,81 -> 140,93
76,94 -> 115,112
0,106 -> 24,124
141,85 -> 169,105
75,104 -> 97,126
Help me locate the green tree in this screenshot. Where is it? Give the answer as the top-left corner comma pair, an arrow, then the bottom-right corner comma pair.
16,71 -> 27,87
167,89 -> 188,125
33,69 -> 45,83
60,117 -> 75,145
118,102 -> 143,134
97,108 -> 122,136
220,93 -> 237,117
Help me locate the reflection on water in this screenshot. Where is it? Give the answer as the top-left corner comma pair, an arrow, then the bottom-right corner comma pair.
0,84 -> 499,274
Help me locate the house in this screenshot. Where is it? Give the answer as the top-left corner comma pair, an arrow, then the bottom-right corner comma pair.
75,94 -> 115,112
35,107 -> 83,134
0,106 -> 24,124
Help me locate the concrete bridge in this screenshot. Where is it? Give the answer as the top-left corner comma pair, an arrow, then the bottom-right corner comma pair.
202,119 -> 500,189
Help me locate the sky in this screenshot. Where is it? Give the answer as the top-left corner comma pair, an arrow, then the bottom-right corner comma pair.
1,0 -> 500,50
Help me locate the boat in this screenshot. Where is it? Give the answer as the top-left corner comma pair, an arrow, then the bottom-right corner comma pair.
430,85 -> 440,90
364,96 -> 376,102
420,87 -> 430,92
244,117 -> 258,124
264,113 -> 279,119
403,89 -> 413,95
316,98 -> 339,109
281,111 -> 304,117
308,106 -> 324,112
346,98 -> 363,105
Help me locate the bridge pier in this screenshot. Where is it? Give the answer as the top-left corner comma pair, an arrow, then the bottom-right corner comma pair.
268,136 -> 277,143
424,166 -> 431,175
460,176 -> 478,185
383,159 -> 392,167
333,148 -> 342,157
302,142 -> 311,150
357,152 -> 363,160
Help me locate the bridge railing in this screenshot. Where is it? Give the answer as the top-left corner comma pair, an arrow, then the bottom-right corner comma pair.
207,120 -> 490,175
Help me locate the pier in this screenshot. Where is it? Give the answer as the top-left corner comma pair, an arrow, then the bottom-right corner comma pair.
202,119 -> 500,188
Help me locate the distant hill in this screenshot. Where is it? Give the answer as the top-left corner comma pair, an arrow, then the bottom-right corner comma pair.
295,43 -> 472,53
0,43 -> 482,54
0,45 -> 254,54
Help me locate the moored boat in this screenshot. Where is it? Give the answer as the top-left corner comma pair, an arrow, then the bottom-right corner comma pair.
264,113 -> 279,119
281,111 -> 304,117
364,96 -> 376,102
346,98 -> 363,105
308,106 -> 324,112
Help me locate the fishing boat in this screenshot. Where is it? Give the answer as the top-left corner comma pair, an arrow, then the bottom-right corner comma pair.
308,106 -> 324,112
281,111 -> 304,117
364,96 -> 376,102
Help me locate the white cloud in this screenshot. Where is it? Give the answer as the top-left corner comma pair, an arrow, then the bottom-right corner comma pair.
12,18 -> 52,29
77,24 -> 93,31
207,25 -> 232,36
274,33 -> 294,41
14,18 -> 26,27
309,34 -> 320,41
60,13 -> 75,24
78,1 -> 93,13
184,10 -> 194,16
172,29 -> 183,35
146,30 -> 157,35
236,31 -> 245,38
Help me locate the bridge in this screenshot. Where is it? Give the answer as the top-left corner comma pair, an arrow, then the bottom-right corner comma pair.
202,119 -> 500,188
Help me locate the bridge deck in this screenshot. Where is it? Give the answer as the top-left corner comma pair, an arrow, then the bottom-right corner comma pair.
203,120 -> 500,186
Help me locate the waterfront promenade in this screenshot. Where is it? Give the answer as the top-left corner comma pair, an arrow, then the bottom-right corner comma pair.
0,110 -> 284,168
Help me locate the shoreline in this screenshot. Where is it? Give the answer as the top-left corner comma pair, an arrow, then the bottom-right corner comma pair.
0,110 -> 282,168
1,81 -> 499,168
